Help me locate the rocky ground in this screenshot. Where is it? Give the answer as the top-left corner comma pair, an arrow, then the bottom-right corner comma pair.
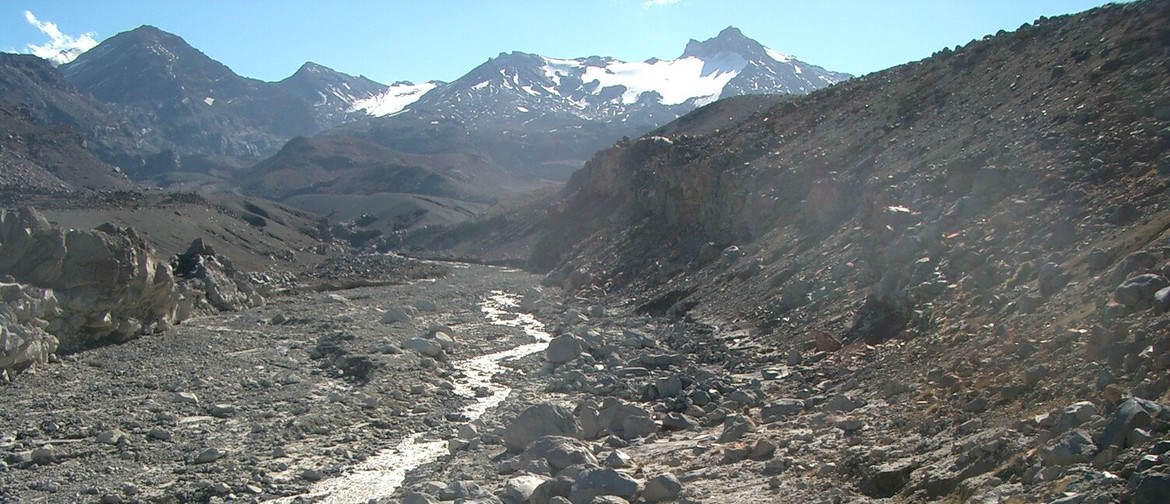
0,260 -> 551,503
6,253 -> 1166,503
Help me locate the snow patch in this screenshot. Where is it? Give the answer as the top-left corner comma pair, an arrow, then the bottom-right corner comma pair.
203,97 -> 215,106
765,47 -> 792,63
351,81 -> 440,117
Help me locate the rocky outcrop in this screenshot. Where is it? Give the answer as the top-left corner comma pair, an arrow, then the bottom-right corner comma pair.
172,238 -> 265,313
0,282 -> 60,380
0,208 -> 183,360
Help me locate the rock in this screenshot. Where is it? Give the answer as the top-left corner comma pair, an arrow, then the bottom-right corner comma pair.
208,404 -> 236,418
823,394 -> 860,413
175,239 -> 263,312
1099,398 -> 1164,449
642,473 -> 683,503
402,493 -> 440,504
415,299 -> 438,312
1132,471 -> 1170,504
147,428 -> 172,441
859,459 -> 916,498
30,447 -> 54,465
439,481 -> 493,501
404,337 -> 444,358
381,305 -> 414,324
815,332 -> 843,352
0,209 -> 184,361
431,331 -> 456,352
1156,287 -> 1170,313
1041,430 -> 1096,466
718,415 -> 755,442
193,447 -> 222,464
175,391 -> 199,405
786,348 -> 803,366
96,429 -> 125,445
522,436 -> 598,474
622,414 -> 657,440
0,282 -> 60,375
300,468 -> 323,481
532,477 -> 574,504
505,403 -> 582,453
1114,274 -> 1170,309
504,474 -> 550,504
750,439 -> 777,460
1048,401 -> 1098,438
569,467 -> 640,504
660,413 -> 697,431
521,287 -> 544,312
547,334 -> 585,364
604,450 -> 634,469
761,399 -> 804,422
596,400 -> 654,440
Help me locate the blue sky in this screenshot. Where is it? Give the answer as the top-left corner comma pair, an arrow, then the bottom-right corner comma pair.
3,1 -> 1120,84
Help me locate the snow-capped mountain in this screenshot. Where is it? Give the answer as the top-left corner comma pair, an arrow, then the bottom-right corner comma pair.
395,26 -> 850,128
274,62 -> 390,127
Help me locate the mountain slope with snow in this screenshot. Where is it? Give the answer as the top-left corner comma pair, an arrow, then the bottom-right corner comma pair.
350,80 -> 442,117
393,26 -> 850,128
274,62 -> 391,128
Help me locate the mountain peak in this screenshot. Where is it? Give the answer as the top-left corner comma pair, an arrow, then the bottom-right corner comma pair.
681,26 -> 767,60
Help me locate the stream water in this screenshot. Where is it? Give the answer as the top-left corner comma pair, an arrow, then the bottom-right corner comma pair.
285,290 -> 552,503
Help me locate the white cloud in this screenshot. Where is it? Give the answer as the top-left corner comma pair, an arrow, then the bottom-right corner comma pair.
23,10 -> 98,66
644,0 -> 681,8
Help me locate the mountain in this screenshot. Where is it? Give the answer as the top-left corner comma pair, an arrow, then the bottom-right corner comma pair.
254,26 -> 848,205
274,62 -> 391,128
396,26 -> 849,129
58,25 -> 321,177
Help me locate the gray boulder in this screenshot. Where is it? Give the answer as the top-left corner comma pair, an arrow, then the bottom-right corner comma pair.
569,467 -> 640,504
1041,430 -> 1096,466
546,334 -> 585,364
522,436 -> 598,474
503,474 -> 551,504
1114,274 -> 1170,309
642,473 -> 683,502
761,399 -> 804,422
1099,398 -> 1167,449
504,403 -> 582,452
404,337 -> 444,358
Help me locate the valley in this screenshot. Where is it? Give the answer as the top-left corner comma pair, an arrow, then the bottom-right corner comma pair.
3,1 -> 1170,503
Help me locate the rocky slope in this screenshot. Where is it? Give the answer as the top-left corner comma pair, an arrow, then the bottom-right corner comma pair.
388,0 -> 1170,501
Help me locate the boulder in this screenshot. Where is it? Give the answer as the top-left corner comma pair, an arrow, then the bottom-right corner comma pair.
380,305 -> 415,324
1099,398 -> 1166,449
761,399 -> 804,422
546,334 -> 585,364
596,399 -> 654,440
1114,274 -> 1170,309
642,473 -> 683,502
0,209 -> 185,357
569,467 -> 640,504
404,337 -> 444,358
504,403 -> 582,452
522,436 -> 598,474
173,238 -> 262,312
503,474 -> 549,504
718,415 -> 756,442
1041,430 -> 1096,466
